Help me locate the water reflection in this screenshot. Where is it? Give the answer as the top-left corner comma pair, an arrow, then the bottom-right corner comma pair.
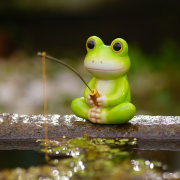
0,150 -> 46,170
133,149 -> 180,171
0,136 -> 180,179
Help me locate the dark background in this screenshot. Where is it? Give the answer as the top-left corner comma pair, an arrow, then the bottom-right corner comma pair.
0,0 -> 179,115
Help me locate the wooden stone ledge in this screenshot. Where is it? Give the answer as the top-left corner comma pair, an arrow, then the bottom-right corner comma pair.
0,113 -> 179,140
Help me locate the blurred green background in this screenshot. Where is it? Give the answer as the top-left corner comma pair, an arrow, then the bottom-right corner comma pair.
0,0 -> 179,116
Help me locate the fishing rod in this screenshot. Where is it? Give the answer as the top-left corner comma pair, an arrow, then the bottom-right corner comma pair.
37,52 -> 100,106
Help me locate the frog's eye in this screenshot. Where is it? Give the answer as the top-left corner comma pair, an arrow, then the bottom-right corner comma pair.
86,39 -> 95,50
112,41 -> 123,53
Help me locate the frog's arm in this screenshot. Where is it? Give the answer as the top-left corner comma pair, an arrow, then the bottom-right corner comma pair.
84,76 -> 96,99
98,76 -> 129,108
107,76 -> 129,106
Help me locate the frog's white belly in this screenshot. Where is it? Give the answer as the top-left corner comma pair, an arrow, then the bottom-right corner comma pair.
95,79 -> 116,95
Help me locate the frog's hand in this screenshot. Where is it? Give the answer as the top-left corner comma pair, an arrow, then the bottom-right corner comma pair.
84,77 -> 96,106
106,76 -> 129,107
86,95 -> 95,107
96,94 -> 107,107
89,88 -> 100,106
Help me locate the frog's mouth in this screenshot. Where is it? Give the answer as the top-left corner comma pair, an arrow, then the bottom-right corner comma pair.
85,67 -> 124,71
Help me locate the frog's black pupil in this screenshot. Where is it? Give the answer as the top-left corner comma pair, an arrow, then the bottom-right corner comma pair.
87,40 -> 95,49
113,42 -> 121,51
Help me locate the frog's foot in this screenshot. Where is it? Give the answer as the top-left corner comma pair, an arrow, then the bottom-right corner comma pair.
88,107 -> 108,124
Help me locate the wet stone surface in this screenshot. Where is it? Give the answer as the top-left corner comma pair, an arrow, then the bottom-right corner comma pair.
0,113 -> 180,141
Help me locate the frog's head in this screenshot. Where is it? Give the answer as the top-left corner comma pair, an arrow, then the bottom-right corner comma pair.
84,36 -> 130,80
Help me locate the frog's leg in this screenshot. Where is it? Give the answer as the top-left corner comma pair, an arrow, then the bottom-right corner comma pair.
89,102 -> 136,124
108,102 -> 136,124
88,107 -> 109,124
71,97 -> 91,119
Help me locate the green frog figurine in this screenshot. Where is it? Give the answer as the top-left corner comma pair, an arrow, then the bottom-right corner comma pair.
71,36 -> 136,124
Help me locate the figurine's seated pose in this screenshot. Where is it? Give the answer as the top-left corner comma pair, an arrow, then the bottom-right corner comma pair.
71,36 -> 136,124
